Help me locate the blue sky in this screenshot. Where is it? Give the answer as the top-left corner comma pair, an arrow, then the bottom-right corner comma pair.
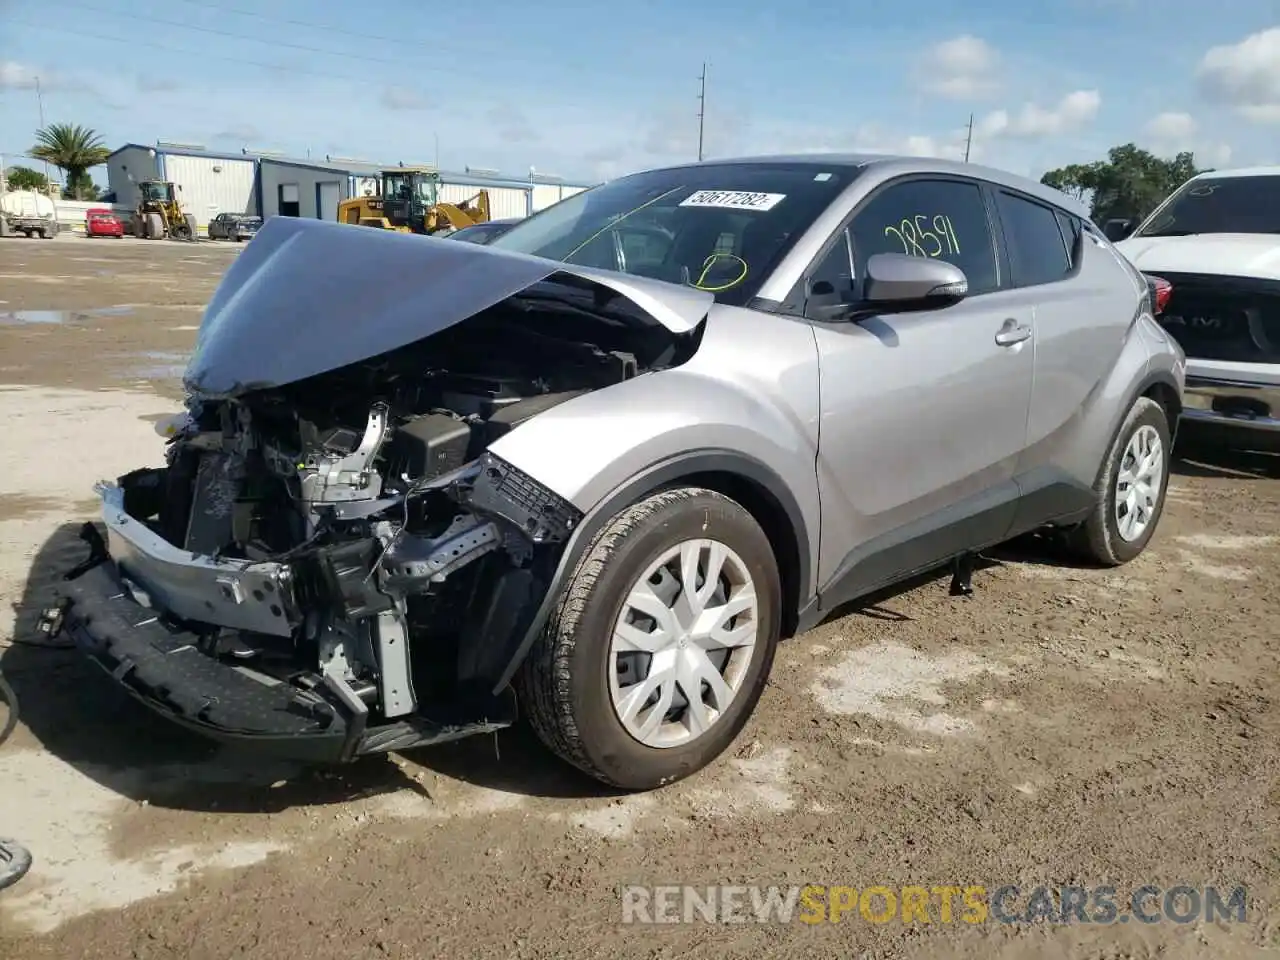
1,0 -> 1277,186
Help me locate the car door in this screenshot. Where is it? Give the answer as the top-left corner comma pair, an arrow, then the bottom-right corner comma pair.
805,176 -> 1035,603
993,190 -> 1135,527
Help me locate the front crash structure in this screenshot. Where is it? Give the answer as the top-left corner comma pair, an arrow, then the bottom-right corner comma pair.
53,440 -> 579,761
45,217 -> 708,762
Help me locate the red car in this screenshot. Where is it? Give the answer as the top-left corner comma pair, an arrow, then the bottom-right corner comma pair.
85,208 -> 124,238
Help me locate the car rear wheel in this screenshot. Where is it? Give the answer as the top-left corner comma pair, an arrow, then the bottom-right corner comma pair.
1068,395 -> 1172,566
519,486 -> 781,790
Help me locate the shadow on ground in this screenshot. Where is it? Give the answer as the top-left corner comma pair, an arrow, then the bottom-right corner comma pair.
1173,439 -> 1280,482
2,523 -> 605,817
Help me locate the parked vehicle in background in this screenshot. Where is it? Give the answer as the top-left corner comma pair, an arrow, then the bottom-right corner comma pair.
49,154 -> 1183,792
445,217 -> 522,244
1112,166 -> 1280,438
0,188 -> 57,238
84,207 -> 125,238
208,213 -> 263,242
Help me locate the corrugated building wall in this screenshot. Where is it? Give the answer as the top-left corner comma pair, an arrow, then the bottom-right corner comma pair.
106,146 -> 159,209
259,159 -> 349,219
437,181 -> 529,219
531,182 -> 589,212
162,153 -> 257,225
106,141 -> 598,231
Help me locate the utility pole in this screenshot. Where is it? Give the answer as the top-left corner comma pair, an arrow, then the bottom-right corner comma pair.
34,75 -> 52,184
696,62 -> 707,161
963,112 -> 974,163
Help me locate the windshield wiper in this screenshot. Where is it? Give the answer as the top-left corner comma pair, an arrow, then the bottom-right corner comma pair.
1139,230 -> 1197,238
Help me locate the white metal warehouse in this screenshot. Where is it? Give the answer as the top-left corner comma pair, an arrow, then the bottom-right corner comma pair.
256,156 -> 591,220
106,142 -> 258,232
107,141 -> 595,233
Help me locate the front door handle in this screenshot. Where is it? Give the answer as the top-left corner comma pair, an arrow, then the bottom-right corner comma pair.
995,320 -> 1032,346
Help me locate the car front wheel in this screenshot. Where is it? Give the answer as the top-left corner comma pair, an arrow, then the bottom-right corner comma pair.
520,486 -> 781,790
1069,395 -> 1172,565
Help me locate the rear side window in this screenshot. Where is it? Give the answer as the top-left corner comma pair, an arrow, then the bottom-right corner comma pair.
847,179 -> 1000,296
996,191 -> 1071,287
1055,211 -> 1083,270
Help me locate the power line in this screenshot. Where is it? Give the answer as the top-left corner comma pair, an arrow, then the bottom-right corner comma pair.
56,0 -> 411,67
170,0 -> 438,51
9,19 -> 403,89
696,63 -> 708,162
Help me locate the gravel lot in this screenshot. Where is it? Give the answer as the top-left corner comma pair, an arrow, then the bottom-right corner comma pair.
1,234 -> 1278,959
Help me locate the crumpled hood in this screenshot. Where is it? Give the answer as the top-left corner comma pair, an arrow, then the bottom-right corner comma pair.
1115,233 -> 1280,281
184,216 -> 713,398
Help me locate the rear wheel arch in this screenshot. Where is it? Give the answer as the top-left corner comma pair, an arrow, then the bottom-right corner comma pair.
1142,376 -> 1182,433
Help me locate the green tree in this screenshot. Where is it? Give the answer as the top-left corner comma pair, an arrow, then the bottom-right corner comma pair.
28,123 -> 111,201
5,166 -> 49,192
1041,143 -> 1210,225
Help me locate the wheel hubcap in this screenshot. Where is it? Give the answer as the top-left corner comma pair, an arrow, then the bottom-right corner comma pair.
1115,424 -> 1164,542
608,539 -> 759,749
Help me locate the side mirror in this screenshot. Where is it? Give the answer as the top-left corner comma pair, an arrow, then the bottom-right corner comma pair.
861,253 -> 968,313
808,254 -> 967,321
1102,218 -> 1134,242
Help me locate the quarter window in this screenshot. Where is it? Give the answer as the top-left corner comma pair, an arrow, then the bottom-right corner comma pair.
1055,210 -> 1083,270
847,179 -> 1000,296
996,191 -> 1071,287
807,229 -> 855,303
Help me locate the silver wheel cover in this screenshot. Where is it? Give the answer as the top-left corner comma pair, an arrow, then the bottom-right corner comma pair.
608,539 -> 760,749
1115,424 -> 1164,542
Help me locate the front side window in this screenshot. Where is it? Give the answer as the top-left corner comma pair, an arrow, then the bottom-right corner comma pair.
1136,175 -> 1280,237
996,191 -> 1071,287
488,162 -> 856,307
847,179 -> 999,296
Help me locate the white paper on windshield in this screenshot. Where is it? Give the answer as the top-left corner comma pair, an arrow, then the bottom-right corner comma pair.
679,190 -> 786,212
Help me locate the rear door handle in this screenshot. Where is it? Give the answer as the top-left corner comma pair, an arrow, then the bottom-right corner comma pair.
995,320 -> 1032,346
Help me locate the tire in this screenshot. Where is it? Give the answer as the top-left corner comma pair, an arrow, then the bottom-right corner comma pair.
1068,395 -> 1172,566
145,213 -> 164,240
519,486 -> 782,791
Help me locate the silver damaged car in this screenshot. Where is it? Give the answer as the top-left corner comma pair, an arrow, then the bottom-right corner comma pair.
47,154 -> 1185,791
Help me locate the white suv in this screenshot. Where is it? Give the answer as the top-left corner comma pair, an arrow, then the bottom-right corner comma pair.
1112,166 -> 1280,436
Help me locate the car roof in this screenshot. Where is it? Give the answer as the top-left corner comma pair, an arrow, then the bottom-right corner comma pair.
1187,165 -> 1280,180
634,152 -> 1091,220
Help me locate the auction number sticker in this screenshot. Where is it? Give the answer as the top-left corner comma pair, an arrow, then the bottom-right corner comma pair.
679,190 -> 787,211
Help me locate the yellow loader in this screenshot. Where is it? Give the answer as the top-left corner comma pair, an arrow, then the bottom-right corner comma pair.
336,167 -> 490,235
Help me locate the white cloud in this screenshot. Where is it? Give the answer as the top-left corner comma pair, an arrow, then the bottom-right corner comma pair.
486,103 -> 539,144
136,75 -> 181,94
1197,27 -> 1280,124
380,86 -> 430,111
1144,111 -> 1196,140
979,90 -> 1101,139
920,35 -> 1000,100
211,124 -> 262,144
0,61 -> 40,90
1139,112 -> 1231,169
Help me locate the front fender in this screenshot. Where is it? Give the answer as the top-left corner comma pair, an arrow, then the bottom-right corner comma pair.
484,309 -> 824,691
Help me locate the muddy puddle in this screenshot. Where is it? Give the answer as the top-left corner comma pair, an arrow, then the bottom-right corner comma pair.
114,350 -> 188,383
0,305 -> 136,326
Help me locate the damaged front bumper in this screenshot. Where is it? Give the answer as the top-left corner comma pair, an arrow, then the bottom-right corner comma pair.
46,454 -> 573,762
57,553 -> 515,762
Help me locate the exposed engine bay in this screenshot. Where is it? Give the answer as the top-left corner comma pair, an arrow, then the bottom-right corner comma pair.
67,280 -> 700,758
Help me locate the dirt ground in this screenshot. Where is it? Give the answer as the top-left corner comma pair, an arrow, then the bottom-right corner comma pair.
1,234 -> 1278,959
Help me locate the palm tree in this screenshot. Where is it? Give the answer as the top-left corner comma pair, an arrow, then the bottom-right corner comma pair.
29,123 -> 111,200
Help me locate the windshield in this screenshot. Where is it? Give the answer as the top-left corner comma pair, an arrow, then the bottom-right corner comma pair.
487,162 -> 855,306
383,173 -> 436,204
1137,175 -> 1280,237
